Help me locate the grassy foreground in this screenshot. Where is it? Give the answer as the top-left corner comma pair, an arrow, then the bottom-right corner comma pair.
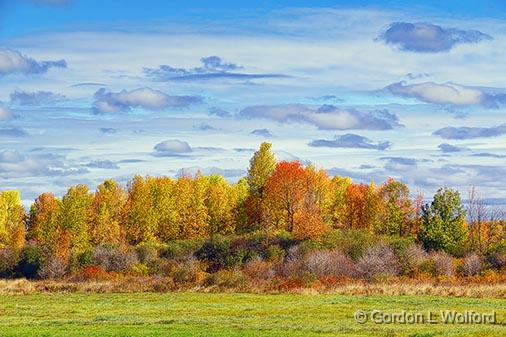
0,292 -> 504,337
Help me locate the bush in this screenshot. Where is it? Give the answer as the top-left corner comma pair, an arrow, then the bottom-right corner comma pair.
304,249 -> 358,279
73,265 -> 110,281
462,253 -> 482,276
171,257 -> 207,285
16,245 -> 45,279
430,251 -> 456,277
135,243 -> 159,265
401,244 -> 429,273
486,243 -> 506,271
331,229 -> 376,261
38,256 -> 67,279
160,239 -> 204,261
195,235 -> 257,272
0,248 -> 19,278
205,269 -> 248,289
69,249 -> 93,272
91,245 -> 138,272
357,243 -> 401,280
265,245 -> 285,262
243,256 -> 275,281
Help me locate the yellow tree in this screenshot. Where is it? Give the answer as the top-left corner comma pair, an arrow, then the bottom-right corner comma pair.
206,175 -> 236,235
174,174 -> 209,238
124,176 -> 157,244
0,190 -> 26,250
91,179 -> 126,245
328,176 -> 352,228
61,184 -> 93,252
245,142 -> 276,230
28,192 -> 61,247
150,176 -> 178,242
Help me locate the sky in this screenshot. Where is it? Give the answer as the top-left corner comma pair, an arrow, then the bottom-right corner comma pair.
1,0 -> 506,207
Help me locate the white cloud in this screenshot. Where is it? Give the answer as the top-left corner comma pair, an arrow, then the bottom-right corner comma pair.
153,139 -> 192,156
0,48 -> 67,76
385,81 -> 485,106
92,87 -> 202,113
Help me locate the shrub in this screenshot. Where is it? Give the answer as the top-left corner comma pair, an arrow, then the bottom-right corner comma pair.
304,249 -> 358,279
195,235 -> 257,272
129,263 -> 150,276
16,245 -> 45,279
401,244 -> 429,273
430,251 -> 456,277
135,243 -> 159,264
462,253 -> 482,276
38,256 -> 67,279
171,257 -> 207,285
243,256 -> 275,281
486,243 -> 506,271
69,249 -> 93,272
357,243 -> 401,280
91,245 -> 138,272
276,245 -> 305,278
160,239 -> 204,261
74,265 -> 109,281
205,269 -> 248,289
331,229 -> 376,261
0,248 -> 19,278
265,245 -> 285,262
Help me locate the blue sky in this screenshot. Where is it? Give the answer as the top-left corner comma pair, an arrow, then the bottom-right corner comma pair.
1,0 -> 506,206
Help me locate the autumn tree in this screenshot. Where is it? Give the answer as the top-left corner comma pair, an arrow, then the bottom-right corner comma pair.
0,191 -> 25,250
91,179 -> 126,245
419,187 -> 468,254
206,175 -> 236,235
264,161 -> 328,239
28,193 -> 61,247
294,165 -> 331,239
328,176 -> 352,227
343,183 -> 379,231
245,142 -> 276,230
174,174 -> 209,238
376,178 -> 413,236
150,177 -> 178,242
124,176 -> 157,244
61,184 -> 93,252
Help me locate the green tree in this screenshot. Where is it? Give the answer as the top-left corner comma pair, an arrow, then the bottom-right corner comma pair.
419,187 -> 468,254
376,178 -> 413,236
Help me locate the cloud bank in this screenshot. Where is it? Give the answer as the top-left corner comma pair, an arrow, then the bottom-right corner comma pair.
144,56 -> 285,81
239,104 -> 402,130
309,133 -> 391,150
378,22 -> 492,52
92,87 -> 202,113
434,124 -> 506,139
0,49 -> 67,76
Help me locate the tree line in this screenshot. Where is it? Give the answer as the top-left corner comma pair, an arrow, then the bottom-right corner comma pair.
0,142 -> 504,262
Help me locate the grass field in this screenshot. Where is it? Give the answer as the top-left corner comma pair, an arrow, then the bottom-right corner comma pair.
0,292 -> 504,337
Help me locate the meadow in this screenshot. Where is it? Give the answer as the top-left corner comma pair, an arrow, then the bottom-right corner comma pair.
0,292 -> 504,337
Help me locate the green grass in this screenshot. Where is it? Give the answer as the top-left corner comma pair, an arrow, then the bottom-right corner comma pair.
0,292 -> 504,336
